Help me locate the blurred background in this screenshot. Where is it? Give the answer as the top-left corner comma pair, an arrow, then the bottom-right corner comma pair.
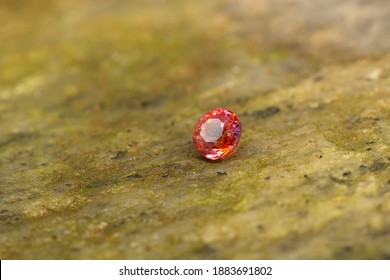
0,0 -> 389,259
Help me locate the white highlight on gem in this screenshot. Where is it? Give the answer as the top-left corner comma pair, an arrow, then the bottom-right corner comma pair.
200,118 -> 223,143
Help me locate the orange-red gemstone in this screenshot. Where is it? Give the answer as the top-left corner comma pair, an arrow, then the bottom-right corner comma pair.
192,108 -> 241,160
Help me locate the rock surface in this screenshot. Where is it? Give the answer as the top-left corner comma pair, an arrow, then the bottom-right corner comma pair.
0,0 -> 389,259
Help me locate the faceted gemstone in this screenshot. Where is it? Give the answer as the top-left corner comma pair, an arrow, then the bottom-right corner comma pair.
192,108 -> 241,160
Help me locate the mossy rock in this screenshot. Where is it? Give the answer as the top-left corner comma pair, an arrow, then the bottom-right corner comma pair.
0,0 -> 389,259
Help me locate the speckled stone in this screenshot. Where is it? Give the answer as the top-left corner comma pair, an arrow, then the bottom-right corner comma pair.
0,0 -> 389,259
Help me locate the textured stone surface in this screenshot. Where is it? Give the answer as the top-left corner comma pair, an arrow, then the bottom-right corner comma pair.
0,0 -> 389,259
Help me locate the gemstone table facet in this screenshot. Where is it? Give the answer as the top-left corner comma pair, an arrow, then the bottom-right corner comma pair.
192,108 -> 241,160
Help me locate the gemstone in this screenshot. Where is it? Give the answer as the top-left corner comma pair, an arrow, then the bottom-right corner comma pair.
192,108 -> 241,160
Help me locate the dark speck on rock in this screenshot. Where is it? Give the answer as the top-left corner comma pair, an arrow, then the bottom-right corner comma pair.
359,164 -> 369,170
264,176 -> 271,180
366,148 -> 372,151
256,224 -> 265,231
369,161 -> 386,172
140,101 -> 150,107
304,174 -> 309,179
0,210 -> 20,224
88,179 -> 117,188
199,244 -> 217,254
343,171 -> 351,177
216,171 -> 227,176
342,245 -> 353,252
251,106 -> 280,118
111,151 -> 127,160
127,173 -> 142,179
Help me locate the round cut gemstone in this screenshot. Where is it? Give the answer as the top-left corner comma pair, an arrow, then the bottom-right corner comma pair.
192,108 -> 241,160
